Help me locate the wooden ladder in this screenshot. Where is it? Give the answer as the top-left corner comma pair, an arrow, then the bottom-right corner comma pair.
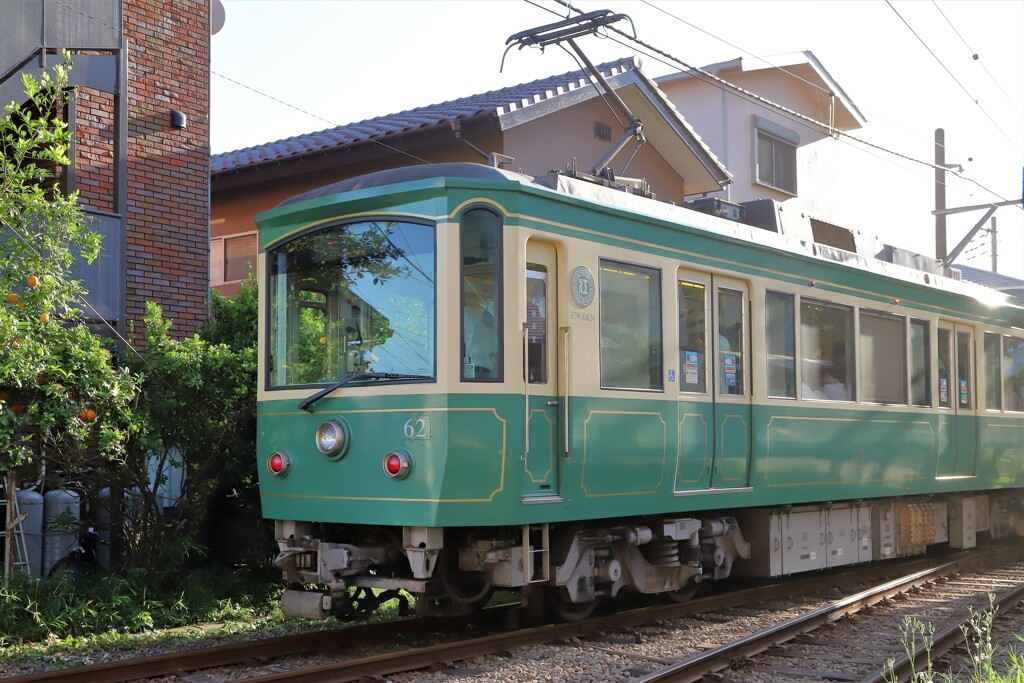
1,472 -> 31,585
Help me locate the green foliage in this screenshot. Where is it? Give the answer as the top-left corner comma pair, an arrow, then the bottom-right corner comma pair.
0,56 -> 138,475
201,273 -> 257,350
119,277 -> 270,573
0,565 -> 284,651
961,594 -> 999,683
883,595 -> 1024,683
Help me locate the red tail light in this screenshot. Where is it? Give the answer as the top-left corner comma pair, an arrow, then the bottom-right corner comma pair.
383,450 -> 411,479
267,451 -> 291,476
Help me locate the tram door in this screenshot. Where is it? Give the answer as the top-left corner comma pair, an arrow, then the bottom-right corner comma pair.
521,240 -> 562,500
936,323 -> 978,477
710,277 -> 752,488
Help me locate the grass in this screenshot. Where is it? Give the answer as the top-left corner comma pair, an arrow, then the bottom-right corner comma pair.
0,565 -> 299,670
0,566 -> 428,674
886,594 -> 1024,682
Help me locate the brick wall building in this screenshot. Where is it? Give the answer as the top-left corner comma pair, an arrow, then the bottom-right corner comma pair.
122,1 -> 210,337
1,0 -> 210,340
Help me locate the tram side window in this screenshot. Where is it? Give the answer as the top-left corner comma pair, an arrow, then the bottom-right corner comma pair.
526,266 -> 547,384
461,209 -> 502,381
766,291 -> 796,398
860,310 -> 906,404
718,288 -> 745,396
1004,336 -> 1024,412
800,298 -> 853,401
938,328 -> 952,408
600,260 -> 663,391
678,280 -> 707,393
957,331 -> 973,408
984,332 -> 1002,410
910,319 -> 931,407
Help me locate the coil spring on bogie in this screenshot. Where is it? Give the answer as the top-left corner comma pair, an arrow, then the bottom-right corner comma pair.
641,538 -> 680,566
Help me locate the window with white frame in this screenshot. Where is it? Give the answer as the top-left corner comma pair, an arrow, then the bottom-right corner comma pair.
753,115 -> 798,195
211,232 -> 256,285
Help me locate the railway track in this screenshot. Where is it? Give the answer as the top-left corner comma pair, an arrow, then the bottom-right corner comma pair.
4,547 -> 1022,682
636,559 -> 1024,682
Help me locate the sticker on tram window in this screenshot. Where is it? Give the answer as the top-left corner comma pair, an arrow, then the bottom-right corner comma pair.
403,417 -> 431,439
960,380 -> 969,405
724,355 -> 737,387
684,351 -> 699,385
939,377 -> 949,404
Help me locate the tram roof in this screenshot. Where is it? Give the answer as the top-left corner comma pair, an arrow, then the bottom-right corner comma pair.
271,161 -> 1022,319
279,163 -> 530,206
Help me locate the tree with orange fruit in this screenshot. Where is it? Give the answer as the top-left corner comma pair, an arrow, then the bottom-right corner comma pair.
1,57 -> 138,521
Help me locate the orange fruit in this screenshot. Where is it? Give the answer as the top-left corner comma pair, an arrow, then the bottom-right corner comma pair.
85,408 -> 96,421
27,276 -> 38,287
6,293 -> 18,304
319,336 -> 327,344
39,313 -> 49,323
10,404 -> 23,414
79,409 -> 89,420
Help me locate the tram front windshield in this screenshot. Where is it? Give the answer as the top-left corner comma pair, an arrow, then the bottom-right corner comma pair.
267,220 -> 435,388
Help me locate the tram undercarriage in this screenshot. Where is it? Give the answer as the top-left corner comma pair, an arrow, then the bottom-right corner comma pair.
272,492 -> 1024,622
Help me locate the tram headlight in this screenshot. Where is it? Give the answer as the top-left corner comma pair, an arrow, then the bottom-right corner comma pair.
315,418 -> 351,459
267,451 -> 291,477
382,449 -> 411,479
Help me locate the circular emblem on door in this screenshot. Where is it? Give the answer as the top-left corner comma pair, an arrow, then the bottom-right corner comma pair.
569,266 -> 595,308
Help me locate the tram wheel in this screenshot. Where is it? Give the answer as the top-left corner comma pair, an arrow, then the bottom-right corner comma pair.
665,582 -> 700,603
546,586 -> 596,622
436,548 -> 494,610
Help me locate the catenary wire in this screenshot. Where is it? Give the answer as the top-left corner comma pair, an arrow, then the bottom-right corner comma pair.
535,0 -> 1020,207
212,71 -> 432,164
931,0 -> 1024,119
638,0 -> 955,155
886,0 -> 1022,156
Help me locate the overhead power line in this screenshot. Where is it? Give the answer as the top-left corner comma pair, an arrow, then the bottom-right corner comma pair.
534,0 -> 1020,207
931,0 -> 1024,119
886,0 -> 1022,156
639,0 -> 954,155
211,70 -> 428,162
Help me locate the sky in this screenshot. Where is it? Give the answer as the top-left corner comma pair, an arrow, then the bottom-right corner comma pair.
211,0 -> 1024,277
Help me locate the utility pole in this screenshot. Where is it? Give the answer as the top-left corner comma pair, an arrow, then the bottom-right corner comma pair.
935,128 -> 947,263
932,129 -> 1021,271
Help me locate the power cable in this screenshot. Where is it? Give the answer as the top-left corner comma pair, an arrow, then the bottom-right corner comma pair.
212,71 -> 431,164
931,0 -> 1024,119
535,0 -> 1020,207
639,0 -> 832,98
638,0 -> 953,156
886,0 -> 1022,156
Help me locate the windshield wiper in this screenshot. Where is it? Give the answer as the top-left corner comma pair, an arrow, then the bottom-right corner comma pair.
298,372 -> 432,412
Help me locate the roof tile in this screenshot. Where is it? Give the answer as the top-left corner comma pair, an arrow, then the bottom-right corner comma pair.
212,58 -> 640,174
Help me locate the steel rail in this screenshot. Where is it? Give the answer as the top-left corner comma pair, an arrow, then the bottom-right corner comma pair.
3,608 -> 512,683
859,575 -> 1024,683
229,557 -> 973,683
633,562 -> 962,683
0,551 -> 986,683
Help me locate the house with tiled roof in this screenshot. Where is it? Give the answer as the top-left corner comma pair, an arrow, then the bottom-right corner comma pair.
210,57 -> 733,294
656,51 -> 867,247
